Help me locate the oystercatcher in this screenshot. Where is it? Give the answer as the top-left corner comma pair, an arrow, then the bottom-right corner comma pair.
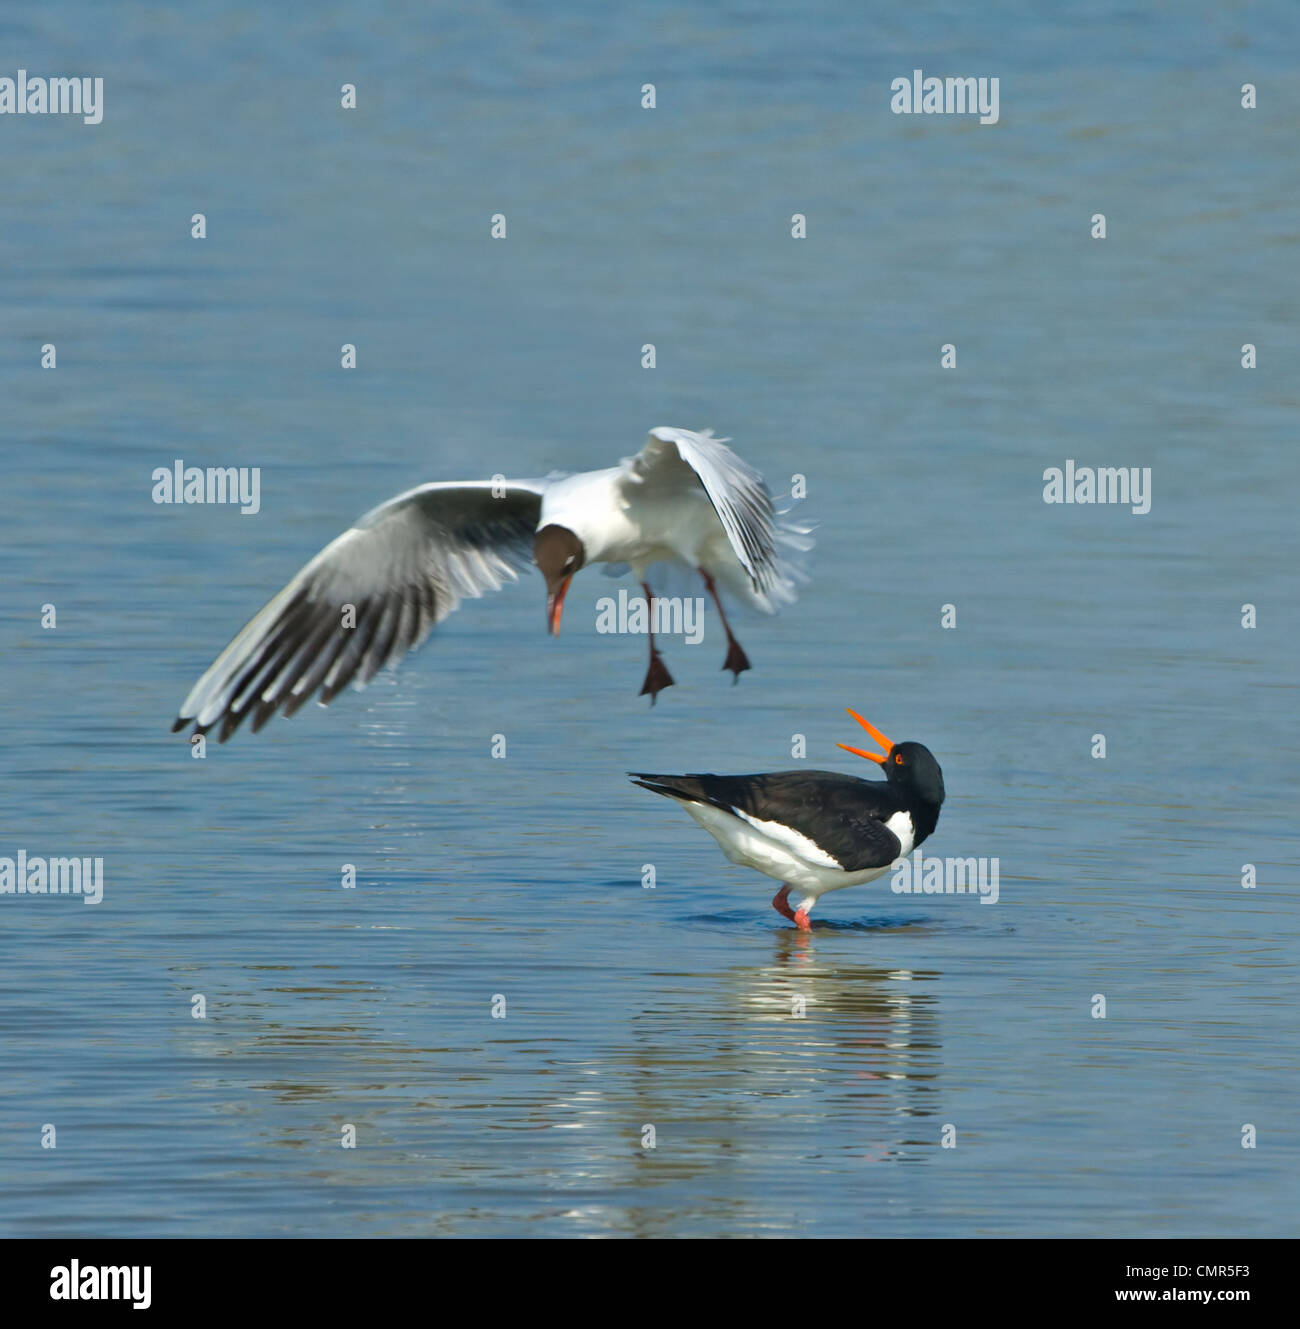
631,709 -> 945,930
172,427 -> 812,741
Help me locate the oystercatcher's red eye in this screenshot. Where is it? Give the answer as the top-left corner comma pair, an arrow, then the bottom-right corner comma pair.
894,753 -> 904,764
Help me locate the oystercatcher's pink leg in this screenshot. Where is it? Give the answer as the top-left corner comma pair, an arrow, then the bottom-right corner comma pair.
699,567 -> 752,681
772,885 -> 798,922
793,908 -> 812,932
639,581 -> 675,704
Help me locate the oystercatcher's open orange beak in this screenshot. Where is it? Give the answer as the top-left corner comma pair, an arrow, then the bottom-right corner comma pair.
547,576 -> 572,636
836,708 -> 895,764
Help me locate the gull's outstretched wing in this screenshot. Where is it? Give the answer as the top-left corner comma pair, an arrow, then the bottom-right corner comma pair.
173,479 -> 546,742
624,427 -> 782,594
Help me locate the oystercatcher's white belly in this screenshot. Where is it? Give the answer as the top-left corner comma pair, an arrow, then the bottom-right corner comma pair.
681,802 -> 912,900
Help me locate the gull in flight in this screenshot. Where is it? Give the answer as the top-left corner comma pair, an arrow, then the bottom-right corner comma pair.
173,427 -> 812,742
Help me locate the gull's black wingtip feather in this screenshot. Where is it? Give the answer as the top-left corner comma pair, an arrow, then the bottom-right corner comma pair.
171,716 -> 187,733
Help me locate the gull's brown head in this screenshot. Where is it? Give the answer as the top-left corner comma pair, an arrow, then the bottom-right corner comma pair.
533,524 -> 585,635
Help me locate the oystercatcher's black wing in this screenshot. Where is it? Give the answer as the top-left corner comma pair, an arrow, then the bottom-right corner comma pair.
630,769 -> 906,871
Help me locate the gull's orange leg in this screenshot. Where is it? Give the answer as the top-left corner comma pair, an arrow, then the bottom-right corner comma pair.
639,581 -> 675,703
699,568 -> 751,681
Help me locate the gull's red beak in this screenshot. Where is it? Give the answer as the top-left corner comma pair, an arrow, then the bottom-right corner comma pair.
836,708 -> 895,764
547,576 -> 572,636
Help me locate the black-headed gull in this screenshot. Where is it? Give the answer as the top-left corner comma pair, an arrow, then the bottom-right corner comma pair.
173,427 -> 811,742
631,710 -> 945,930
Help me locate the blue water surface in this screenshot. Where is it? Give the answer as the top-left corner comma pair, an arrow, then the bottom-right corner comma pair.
0,1 -> 1296,1237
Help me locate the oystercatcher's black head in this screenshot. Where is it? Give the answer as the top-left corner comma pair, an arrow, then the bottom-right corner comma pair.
533,524 -> 585,635
837,709 -> 945,808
